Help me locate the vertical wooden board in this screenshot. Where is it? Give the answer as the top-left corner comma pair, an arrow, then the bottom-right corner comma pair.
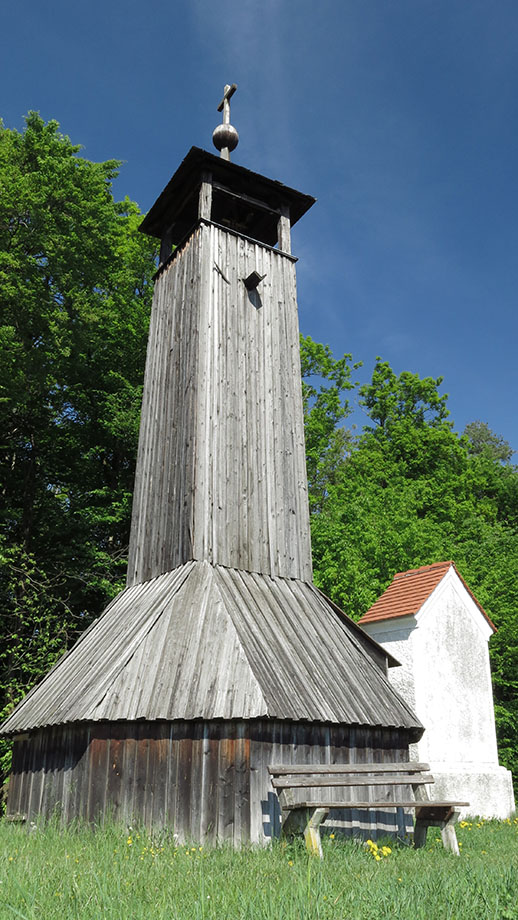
105,722 -> 128,821
192,227 -> 212,563
324,724 -> 353,835
50,727 -> 66,821
87,727 -> 110,823
188,722 -> 204,842
200,722 -> 219,844
143,726 -> 160,831
176,732 -> 193,842
127,265 -> 163,584
161,246 -> 186,574
232,723 -> 251,845
165,722 -> 179,833
34,730 -> 50,818
198,173 -> 213,220
133,724 -> 151,827
261,720 -> 283,840
347,726 -> 368,835
22,732 -> 36,821
217,730 -> 235,843
149,269 -> 174,577
304,723 -> 328,806
69,724 -> 91,821
6,739 -> 24,816
26,729 -> 46,821
22,731 -> 42,821
182,234 -> 201,562
39,726 -> 61,819
19,737 -> 33,816
293,719 -> 313,767
61,726 -> 77,824
277,205 -> 291,253
154,268 -> 176,575
66,724 -> 89,820
149,724 -> 169,828
249,721 -> 267,844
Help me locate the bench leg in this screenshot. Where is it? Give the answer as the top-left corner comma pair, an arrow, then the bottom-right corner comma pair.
413,818 -> 428,848
440,812 -> 460,855
303,807 -> 328,860
414,808 -> 461,855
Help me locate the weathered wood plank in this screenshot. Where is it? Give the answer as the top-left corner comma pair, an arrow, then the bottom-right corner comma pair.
87,726 -> 110,822
277,202 -> 291,253
269,762 -> 431,775
198,171 -> 213,220
285,800 -> 469,809
271,774 -> 434,788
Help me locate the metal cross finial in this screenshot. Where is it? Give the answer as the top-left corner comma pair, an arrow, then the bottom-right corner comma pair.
213,84 -> 239,160
217,84 -> 237,123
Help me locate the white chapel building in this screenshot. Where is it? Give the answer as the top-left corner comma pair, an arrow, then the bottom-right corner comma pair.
358,561 -> 515,819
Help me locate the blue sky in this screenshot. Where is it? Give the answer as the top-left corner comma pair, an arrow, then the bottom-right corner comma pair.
2,0 -> 517,449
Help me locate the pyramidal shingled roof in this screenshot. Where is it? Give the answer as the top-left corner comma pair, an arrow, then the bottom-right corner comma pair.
358,561 -> 496,631
1,561 -> 422,736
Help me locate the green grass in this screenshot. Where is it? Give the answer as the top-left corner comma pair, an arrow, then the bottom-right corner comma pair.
0,817 -> 517,919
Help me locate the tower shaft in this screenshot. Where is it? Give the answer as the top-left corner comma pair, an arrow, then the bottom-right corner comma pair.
127,221 -> 312,586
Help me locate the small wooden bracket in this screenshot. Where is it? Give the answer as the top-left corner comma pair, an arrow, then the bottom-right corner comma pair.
243,271 -> 266,291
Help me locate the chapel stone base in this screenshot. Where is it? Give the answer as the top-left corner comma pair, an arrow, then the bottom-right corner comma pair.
423,762 -> 515,819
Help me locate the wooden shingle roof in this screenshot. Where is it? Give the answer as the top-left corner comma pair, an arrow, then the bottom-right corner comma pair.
358,561 -> 496,631
1,561 -> 422,737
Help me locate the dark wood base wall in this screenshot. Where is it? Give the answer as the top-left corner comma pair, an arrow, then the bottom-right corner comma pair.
7,720 -> 416,843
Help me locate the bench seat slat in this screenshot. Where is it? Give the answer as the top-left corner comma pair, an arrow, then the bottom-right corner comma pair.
272,773 -> 433,788
283,801 -> 469,810
268,763 -> 430,776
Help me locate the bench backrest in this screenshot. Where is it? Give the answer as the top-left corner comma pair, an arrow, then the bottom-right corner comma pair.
268,762 -> 434,790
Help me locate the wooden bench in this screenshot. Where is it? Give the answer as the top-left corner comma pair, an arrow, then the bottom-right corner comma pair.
268,762 -> 469,859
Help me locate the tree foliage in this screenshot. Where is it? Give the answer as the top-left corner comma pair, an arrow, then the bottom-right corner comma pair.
464,420 -> 514,463
308,355 -> 518,785
300,336 -> 358,512
0,114 -> 156,776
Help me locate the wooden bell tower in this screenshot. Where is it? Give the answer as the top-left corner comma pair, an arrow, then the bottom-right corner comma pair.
2,87 -> 422,842
128,86 -> 316,587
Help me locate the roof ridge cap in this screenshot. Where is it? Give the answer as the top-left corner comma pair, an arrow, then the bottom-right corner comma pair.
393,561 -> 453,579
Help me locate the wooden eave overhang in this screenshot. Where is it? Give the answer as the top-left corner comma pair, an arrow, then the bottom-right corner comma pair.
139,146 -> 316,246
317,588 -> 402,669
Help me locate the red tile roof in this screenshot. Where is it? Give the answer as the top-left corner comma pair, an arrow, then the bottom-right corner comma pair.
358,561 -> 496,631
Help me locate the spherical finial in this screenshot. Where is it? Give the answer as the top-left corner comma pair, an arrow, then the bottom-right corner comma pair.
214,84 -> 238,160
212,123 -> 239,154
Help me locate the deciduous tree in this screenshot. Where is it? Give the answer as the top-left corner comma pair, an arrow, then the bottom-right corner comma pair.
0,114 -> 156,778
